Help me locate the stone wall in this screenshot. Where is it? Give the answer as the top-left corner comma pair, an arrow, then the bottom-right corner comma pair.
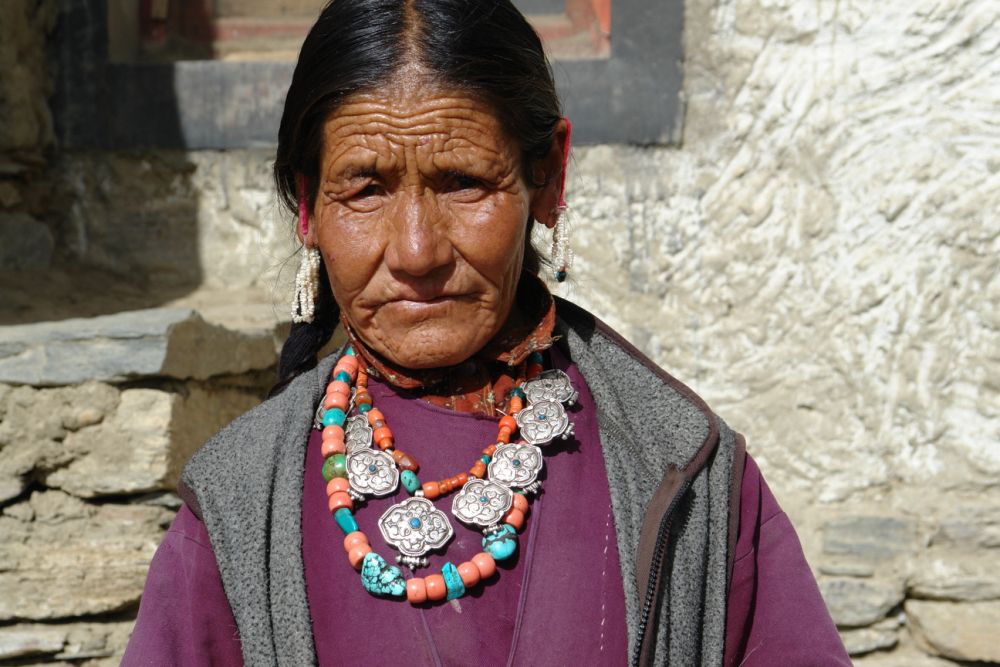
0,310 -> 282,665
546,0 -> 1000,662
0,0 -> 58,272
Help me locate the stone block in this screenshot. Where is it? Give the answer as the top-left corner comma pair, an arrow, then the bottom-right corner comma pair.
0,624 -> 67,659
932,507 -> 1000,550
0,308 -> 277,385
909,548 -> 1000,601
0,181 -> 22,208
0,382 -> 120,503
906,599 -> 1000,663
838,616 -> 901,656
0,212 -> 53,269
819,577 -> 905,627
0,380 -> 261,498
822,516 -> 917,560
46,384 -> 262,498
0,490 -> 172,620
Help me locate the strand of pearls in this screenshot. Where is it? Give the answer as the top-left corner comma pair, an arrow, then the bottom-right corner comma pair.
292,246 -> 321,323
551,205 -> 573,283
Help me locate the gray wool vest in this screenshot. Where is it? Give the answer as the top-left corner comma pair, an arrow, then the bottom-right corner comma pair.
179,300 -> 739,667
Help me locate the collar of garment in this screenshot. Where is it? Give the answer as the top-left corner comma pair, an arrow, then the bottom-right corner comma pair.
340,271 -> 557,416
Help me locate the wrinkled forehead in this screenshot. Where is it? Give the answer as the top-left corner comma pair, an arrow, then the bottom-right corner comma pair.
320,74 -> 519,170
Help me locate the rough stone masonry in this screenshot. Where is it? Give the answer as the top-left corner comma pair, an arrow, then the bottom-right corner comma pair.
2,0 -> 1000,664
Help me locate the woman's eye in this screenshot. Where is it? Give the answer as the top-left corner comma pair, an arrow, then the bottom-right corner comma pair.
356,184 -> 379,197
445,173 -> 482,192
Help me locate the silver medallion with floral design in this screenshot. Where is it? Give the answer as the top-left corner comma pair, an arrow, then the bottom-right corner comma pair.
452,479 -> 513,527
344,414 -> 373,453
488,443 -> 543,488
379,497 -> 454,557
347,449 -> 398,497
516,400 -> 574,446
521,369 -> 578,406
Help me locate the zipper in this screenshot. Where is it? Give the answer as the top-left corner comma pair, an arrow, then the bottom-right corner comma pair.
631,475 -> 692,667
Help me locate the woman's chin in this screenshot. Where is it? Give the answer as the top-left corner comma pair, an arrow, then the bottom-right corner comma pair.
367,324 -> 496,370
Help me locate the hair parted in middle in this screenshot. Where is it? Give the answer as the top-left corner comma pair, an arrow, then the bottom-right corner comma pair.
272,0 -> 563,386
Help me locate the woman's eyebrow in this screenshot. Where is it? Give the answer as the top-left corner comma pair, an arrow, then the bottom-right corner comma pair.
338,165 -> 380,179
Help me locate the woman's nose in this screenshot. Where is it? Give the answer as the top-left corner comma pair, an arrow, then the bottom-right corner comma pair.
383,193 -> 453,276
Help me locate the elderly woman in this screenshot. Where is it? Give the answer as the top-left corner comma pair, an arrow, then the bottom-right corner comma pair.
122,1 -> 850,666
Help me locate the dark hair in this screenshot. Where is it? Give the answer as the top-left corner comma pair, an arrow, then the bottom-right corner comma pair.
273,0 -> 562,388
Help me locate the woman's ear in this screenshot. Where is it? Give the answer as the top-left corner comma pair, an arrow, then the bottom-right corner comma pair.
295,174 -> 320,247
296,217 -> 319,248
530,118 -> 571,230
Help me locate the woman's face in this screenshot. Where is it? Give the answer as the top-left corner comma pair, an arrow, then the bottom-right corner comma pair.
305,74 -> 563,369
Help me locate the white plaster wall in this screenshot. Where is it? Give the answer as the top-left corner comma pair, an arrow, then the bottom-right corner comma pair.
546,0 -> 1000,659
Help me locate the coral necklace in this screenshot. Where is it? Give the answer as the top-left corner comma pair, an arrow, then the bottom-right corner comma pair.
314,347 -> 578,603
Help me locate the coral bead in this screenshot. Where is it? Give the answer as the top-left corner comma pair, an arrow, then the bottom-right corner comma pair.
322,425 -> 345,442
457,561 -> 481,587
511,493 -> 529,514
325,392 -> 349,411
328,380 -> 351,396
321,437 -> 346,457
328,492 -> 354,513
407,578 -> 428,604
348,544 -> 372,569
326,478 -> 351,497
378,437 -> 394,450
422,482 -> 441,499
366,409 -> 384,426
482,445 -> 497,457
373,426 -> 393,443
425,574 -> 447,601
343,531 -> 368,552
471,553 -> 496,579
391,450 -> 418,472
455,473 -> 469,486
499,415 -> 518,432
503,507 -> 525,531
337,354 -> 358,370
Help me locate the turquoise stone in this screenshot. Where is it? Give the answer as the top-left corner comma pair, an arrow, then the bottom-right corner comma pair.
401,470 -> 421,494
322,453 -> 347,481
360,552 -> 406,597
334,507 -> 359,534
442,562 -> 466,600
346,347 -> 355,356
335,371 -> 351,383
479,455 -> 491,465
482,524 -> 518,560
323,408 -> 346,427
528,351 -> 544,365
358,403 -> 371,414
509,387 -> 525,399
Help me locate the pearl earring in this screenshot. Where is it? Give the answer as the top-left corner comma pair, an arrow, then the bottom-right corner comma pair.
292,178 -> 320,324
550,205 -> 573,283
292,245 -> 321,324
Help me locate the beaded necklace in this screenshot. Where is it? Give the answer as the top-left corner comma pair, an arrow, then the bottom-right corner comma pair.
314,347 -> 578,603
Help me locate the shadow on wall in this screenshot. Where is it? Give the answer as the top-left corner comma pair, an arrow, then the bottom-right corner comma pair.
0,0 -> 204,325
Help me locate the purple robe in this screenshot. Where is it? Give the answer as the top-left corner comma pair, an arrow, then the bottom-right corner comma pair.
122,353 -> 849,666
